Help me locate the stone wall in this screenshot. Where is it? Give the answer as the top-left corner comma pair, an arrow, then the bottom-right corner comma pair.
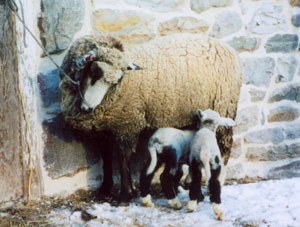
37,0 -> 300,195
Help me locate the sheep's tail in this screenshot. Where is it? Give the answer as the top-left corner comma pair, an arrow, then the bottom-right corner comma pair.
146,146 -> 157,175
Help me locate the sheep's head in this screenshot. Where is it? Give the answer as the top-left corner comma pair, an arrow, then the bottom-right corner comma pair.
59,36 -> 144,116
79,60 -> 142,112
63,36 -> 143,112
196,109 -> 235,132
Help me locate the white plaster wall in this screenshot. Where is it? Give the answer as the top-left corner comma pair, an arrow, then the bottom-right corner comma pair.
15,0 -> 44,198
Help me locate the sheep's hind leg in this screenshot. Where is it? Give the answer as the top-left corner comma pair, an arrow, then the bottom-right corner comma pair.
187,159 -> 204,212
140,154 -> 161,207
173,163 -> 184,193
209,164 -> 223,220
160,148 -> 182,209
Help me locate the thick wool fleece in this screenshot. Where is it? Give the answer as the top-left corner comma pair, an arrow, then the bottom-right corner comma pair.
61,34 -> 242,155
60,36 -> 126,80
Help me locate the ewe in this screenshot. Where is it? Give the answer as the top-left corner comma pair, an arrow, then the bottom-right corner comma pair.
59,34 -> 242,203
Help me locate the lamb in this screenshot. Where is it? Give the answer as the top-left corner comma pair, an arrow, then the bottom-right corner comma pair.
59,34 -> 243,203
140,128 -> 196,209
187,109 -> 235,220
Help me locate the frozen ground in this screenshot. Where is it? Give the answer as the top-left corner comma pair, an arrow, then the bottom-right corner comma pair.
47,177 -> 300,226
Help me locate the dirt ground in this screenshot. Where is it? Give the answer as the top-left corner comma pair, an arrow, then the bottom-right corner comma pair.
0,189 -> 115,227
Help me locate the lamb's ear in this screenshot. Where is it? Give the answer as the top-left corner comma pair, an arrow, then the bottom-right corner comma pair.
196,109 -> 204,119
127,62 -> 144,70
220,117 -> 235,127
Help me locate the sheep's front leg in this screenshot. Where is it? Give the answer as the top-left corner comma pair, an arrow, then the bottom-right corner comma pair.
98,148 -> 113,196
118,139 -> 136,204
96,132 -> 115,198
187,159 -> 204,212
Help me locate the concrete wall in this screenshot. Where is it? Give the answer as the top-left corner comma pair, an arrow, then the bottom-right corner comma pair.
4,0 -> 299,198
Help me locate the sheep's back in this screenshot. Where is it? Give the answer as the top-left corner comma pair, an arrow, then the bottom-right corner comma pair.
122,34 -> 242,129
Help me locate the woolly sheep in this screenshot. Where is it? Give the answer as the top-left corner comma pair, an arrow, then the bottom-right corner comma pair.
59,34 -> 243,203
187,109 -> 235,220
140,128 -> 196,209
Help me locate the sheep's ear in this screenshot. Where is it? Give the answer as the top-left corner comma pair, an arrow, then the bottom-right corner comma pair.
127,63 -> 144,70
220,117 -> 235,127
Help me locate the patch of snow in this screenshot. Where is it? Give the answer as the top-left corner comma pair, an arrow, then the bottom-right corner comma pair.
48,177 -> 300,226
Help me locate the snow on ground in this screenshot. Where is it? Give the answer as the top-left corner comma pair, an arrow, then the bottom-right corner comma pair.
48,177 -> 300,226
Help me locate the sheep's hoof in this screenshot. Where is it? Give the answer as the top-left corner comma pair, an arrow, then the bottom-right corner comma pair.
98,181 -> 113,196
141,195 -> 153,207
212,203 -> 223,221
186,200 -> 197,212
168,197 -> 182,210
118,191 -> 134,205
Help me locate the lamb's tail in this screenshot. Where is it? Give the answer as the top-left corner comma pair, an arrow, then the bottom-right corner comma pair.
146,146 -> 157,175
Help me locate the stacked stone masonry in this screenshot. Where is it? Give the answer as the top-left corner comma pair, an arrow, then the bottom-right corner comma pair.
38,0 -> 300,190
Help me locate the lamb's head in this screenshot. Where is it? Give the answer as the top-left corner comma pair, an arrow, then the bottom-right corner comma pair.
196,109 -> 235,132
78,43 -> 142,112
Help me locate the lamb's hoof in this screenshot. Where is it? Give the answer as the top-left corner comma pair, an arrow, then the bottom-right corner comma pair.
198,194 -> 205,202
181,181 -> 191,190
187,200 -> 197,212
141,194 -> 153,207
212,203 -> 223,221
168,197 -> 182,210
178,186 -> 189,194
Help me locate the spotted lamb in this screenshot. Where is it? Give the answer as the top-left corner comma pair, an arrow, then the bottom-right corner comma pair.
140,128 -> 196,209
187,109 -> 235,220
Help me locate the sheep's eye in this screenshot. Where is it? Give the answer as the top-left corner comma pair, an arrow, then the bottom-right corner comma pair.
203,119 -> 214,125
91,67 -> 104,85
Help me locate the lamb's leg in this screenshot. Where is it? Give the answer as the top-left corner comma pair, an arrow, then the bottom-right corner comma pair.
204,161 -> 211,186
118,139 -> 136,204
173,164 -> 184,193
187,159 -> 204,212
160,148 -> 182,209
209,162 -> 223,220
140,153 -> 160,207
